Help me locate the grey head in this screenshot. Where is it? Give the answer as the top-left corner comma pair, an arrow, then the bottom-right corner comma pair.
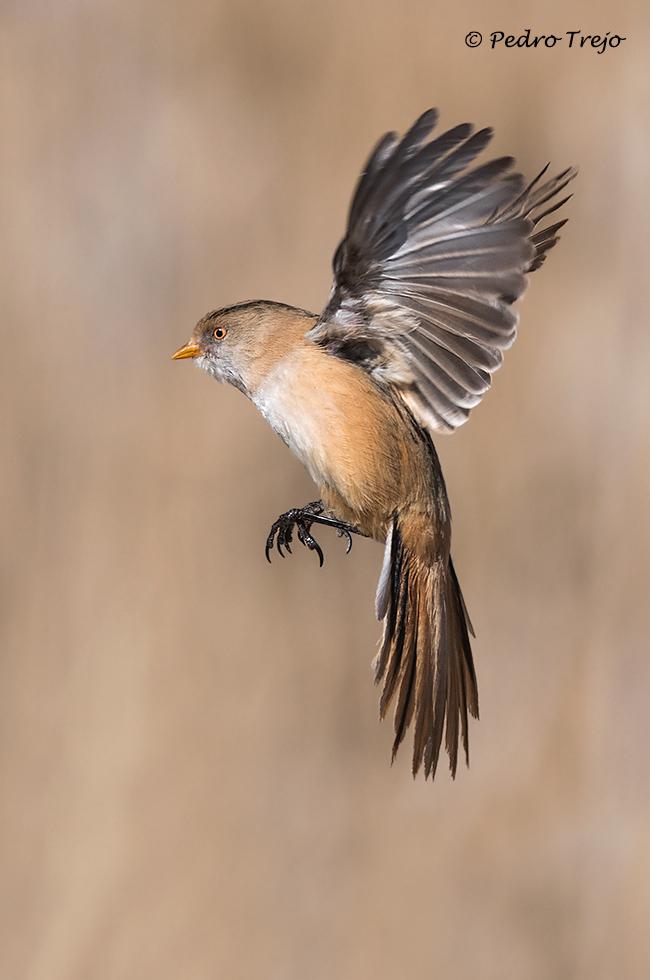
172,299 -> 315,394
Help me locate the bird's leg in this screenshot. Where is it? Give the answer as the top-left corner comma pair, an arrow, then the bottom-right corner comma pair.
265,500 -> 364,567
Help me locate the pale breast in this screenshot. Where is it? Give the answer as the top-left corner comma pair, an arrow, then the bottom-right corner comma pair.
251,344 -> 403,515
252,350 -> 344,486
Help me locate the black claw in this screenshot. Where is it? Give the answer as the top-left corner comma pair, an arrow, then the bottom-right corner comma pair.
265,529 -> 275,563
282,522 -> 294,553
304,532 -> 324,567
264,503 -> 362,567
277,522 -> 287,557
337,528 -> 353,554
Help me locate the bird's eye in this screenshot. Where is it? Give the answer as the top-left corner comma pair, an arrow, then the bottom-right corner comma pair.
213,326 -> 228,340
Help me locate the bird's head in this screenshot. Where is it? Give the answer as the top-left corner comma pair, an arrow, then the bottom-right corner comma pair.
173,300 -> 311,394
172,306 -> 253,392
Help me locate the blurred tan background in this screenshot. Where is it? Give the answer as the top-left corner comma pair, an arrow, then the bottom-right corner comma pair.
1,1 -> 648,978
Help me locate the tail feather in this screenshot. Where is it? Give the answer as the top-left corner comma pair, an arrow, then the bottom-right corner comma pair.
448,556 -> 480,767
427,569 -> 449,778
378,563 -> 410,718
374,520 -> 479,779
412,569 -> 435,771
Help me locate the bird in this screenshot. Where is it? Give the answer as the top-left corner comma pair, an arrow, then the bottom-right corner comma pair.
173,108 -> 576,780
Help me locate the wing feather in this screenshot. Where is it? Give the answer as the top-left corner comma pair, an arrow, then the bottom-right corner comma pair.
308,108 -> 576,433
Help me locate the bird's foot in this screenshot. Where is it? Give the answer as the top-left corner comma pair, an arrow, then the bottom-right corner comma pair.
265,501 -> 362,567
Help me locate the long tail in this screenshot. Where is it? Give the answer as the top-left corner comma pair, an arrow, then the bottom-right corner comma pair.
373,518 -> 479,779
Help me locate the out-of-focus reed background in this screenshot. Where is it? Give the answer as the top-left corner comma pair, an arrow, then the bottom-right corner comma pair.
1,1 -> 648,978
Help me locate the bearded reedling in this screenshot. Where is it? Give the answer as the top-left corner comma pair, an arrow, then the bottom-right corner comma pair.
173,108 -> 576,779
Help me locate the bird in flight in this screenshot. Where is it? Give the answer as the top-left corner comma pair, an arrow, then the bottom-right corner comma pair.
173,108 -> 576,780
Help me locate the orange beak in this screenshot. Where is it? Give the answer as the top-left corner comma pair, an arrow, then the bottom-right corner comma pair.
172,342 -> 201,360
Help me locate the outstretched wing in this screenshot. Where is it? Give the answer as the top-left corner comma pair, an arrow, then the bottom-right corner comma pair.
307,108 -> 576,433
